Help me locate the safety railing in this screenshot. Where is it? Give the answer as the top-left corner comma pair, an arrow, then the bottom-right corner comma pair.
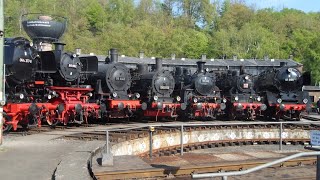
101,121 -> 320,157
191,150 -> 320,180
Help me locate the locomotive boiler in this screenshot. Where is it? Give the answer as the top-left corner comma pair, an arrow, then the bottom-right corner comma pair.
216,67 -> 267,120
131,58 -> 181,119
87,48 -> 141,119
255,63 -> 311,120
174,61 -> 223,119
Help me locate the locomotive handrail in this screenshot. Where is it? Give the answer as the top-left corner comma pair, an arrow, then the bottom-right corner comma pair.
191,151 -> 320,179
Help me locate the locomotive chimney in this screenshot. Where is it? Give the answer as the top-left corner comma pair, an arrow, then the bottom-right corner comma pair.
137,64 -> 148,74
155,57 -> 162,71
54,42 -> 66,51
201,54 -> 206,61
110,48 -> 118,63
139,50 -> 144,59
196,61 -> 206,73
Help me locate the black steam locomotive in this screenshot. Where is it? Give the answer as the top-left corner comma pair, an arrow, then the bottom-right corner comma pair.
255,63 -> 311,120
131,58 -> 181,119
216,67 -> 267,120
3,14 -> 99,130
174,61 -> 223,119
87,48 -> 141,119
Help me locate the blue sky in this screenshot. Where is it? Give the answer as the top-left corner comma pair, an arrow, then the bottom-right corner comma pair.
245,0 -> 320,12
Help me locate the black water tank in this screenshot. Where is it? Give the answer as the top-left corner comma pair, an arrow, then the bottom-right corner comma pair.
21,14 -> 66,42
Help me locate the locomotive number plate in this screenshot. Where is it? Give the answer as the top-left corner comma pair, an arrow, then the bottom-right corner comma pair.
285,78 -> 295,81
19,58 -> 32,63
68,64 -> 77,68
160,85 -> 170,90
115,77 -> 125,81
243,83 -> 249,88
201,79 -> 210,83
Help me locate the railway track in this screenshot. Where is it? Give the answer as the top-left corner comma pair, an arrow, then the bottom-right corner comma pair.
94,157 -> 316,180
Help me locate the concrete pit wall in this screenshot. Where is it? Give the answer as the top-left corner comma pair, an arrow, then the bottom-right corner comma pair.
111,128 -> 309,156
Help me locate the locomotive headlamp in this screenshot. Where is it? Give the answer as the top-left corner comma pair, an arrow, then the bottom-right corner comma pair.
245,75 -> 249,80
234,96 -> 239,101
135,93 -> 140,99
0,101 -> 6,106
256,96 -> 261,102
260,104 -> 267,111
72,54 -> 77,58
176,96 -> 181,102
47,94 -> 52,100
303,98 -> 308,104
19,94 -> 24,99
193,98 -> 198,103
52,91 -> 57,96
112,92 -> 118,98
277,98 -> 282,104
223,98 -> 227,103
153,96 -> 158,101
237,103 -> 243,110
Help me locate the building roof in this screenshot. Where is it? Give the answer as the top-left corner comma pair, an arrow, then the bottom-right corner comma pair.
93,54 -> 302,67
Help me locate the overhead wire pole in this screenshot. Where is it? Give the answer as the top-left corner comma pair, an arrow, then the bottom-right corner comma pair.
0,0 -> 4,145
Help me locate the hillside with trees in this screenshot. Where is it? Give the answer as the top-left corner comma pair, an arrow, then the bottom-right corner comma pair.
4,0 -> 320,84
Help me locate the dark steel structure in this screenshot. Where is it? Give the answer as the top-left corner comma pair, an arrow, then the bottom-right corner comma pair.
255,63 -> 311,120
131,58 -> 181,119
174,61 -> 223,119
87,48 -> 141,119
216,66 -> 267,120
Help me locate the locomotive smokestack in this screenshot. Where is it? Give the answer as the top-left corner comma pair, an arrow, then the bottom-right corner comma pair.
156,57 -> 162,71
54,42 -> 65,51
196,61 -> 206,73
137,64 -> 148,74
139,50 -> 144,59
110,48 -> 118,63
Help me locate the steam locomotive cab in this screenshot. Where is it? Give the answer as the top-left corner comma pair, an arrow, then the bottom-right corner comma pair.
256,64 -> 311,120
131,58 -> 181,119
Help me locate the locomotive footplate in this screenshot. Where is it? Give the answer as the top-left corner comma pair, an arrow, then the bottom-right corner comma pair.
143,102 -> 180,118
233,102 -> 267,111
